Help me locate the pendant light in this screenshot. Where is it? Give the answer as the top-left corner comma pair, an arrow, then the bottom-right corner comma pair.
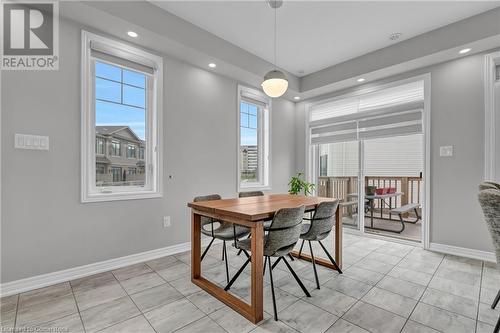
261,0 -> 288,98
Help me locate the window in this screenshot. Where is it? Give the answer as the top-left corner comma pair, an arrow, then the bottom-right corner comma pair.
127,144 -> 137,158
96,138 -> 105,155
237,85 -> 270,191
111,141 -> 121,156
82,31 -> 163,202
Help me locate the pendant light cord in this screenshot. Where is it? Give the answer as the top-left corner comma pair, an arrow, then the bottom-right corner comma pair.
274,1 -> 277,69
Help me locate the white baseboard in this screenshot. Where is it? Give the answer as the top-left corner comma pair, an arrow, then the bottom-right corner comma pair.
429,242 -> 497,263
0,238 -> 216,297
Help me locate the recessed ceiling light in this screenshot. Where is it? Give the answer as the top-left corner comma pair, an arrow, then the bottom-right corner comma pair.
294,96 -> 301,100
127,31 -> 138,38
459,48 -> 471,54
357,78 -> 366,82
208,63 -> 217,68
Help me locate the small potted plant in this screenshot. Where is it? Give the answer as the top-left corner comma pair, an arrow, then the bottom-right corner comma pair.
289,172 -> 315,196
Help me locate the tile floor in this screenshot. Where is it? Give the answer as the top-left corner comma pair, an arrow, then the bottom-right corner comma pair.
1,233 -> 499,333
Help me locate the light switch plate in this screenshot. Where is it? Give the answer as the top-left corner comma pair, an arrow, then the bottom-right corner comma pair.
15,134 -> 50,150
439,145 -> 453,157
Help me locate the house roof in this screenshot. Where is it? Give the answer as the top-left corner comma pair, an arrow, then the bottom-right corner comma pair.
96,126 -> 142,142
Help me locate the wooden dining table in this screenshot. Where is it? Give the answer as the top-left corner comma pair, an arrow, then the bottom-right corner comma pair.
187,194 -> 342,323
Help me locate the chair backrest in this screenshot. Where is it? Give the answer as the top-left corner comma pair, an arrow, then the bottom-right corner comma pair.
303,201 -> 339,241
239,191 -> 264,198
194,194 -> 221,226
479,182 -> 500,191
478,189 -> 500,267
264,206 -> 305,256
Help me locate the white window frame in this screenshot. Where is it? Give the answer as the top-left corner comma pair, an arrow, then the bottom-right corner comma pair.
484,51 -> 500,182
237,85 -> 271,192
81,31 -> 163,203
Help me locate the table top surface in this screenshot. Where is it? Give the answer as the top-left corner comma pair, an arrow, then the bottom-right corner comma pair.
188,194 -> 338,221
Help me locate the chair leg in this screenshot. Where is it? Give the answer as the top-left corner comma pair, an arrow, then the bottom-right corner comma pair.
492,289 -> 500,309
282,256 -> 311,297
222,241 -> 226,261
223,241 -> 230,284
317,240 -> 342,274
263,256 -> 267,276
271,256 -> 283,270
288,253 -> 295,261
224,256 -> 251,291
201,237 -> 215,261
308,241 -> 320,289
298,239 -> 305,257
494,315 -> 500,333
268,257 -> 278,321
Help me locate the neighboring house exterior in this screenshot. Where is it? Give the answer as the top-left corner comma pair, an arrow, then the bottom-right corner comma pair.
240,145 -> 258,180
95,126 -> 145,186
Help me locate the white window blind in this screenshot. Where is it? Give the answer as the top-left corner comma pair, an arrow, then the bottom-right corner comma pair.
309,80 -> 424,144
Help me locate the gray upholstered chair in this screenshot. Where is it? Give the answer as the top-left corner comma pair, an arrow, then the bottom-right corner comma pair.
298,200 -> 342,289
239,191 -> 265,198
194,194 -> 250,284
236,191 -> 276,256
479,182 -> 500,191
478,189 -> 500,333
226,206 -> 310,321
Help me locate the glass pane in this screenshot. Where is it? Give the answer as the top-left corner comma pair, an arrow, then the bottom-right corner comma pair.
95,78 -> 121,103
95,101 -> 146,140
240,113 -> 248,128
240,126 -> 259,183
249,115 -> 257,129
123,69 -> 145,88
240,102 -> 248,114
123,85 -> 145,108
248,104 -> 258,116
318,141 -> 359,229
95,61 -> 121,81
94,61 -> 147,188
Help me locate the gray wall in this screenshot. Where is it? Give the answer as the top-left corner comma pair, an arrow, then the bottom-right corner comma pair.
1,17 -> 296,282
295,50 -> 497,253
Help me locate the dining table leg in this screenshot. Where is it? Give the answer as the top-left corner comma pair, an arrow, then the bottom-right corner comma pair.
250,223 -> 264,323
191,211 -> 264,324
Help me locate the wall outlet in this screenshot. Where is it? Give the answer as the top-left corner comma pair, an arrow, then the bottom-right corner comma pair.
163,216 -> 171,228
439,145 -> 453,157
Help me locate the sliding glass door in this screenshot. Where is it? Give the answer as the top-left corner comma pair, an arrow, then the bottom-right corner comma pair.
316,141 -> 361,230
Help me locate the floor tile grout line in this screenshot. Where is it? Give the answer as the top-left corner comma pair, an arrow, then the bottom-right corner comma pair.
12,293 -> 19,330
397,253 -> 447,333
172,314 -> 228,333
108,271 -> 160,333
334,241 -> 408,332
181,289 -> 229,333
475,261 -> 484,333
69,279 -> 87,333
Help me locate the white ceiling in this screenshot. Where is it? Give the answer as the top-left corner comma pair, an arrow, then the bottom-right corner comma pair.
152,1 -> 500,76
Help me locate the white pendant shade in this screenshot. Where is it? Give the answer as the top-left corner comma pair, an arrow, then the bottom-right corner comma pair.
261,70 -> 288,98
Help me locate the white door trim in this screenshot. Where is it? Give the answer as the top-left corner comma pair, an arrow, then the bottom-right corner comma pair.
484,51 -> 500,181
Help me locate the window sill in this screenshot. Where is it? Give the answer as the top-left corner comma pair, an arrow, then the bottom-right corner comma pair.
82,190 -> 162,203
238,184 -> 271,192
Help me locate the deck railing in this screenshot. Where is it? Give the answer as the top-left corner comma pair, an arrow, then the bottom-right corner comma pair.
318,176 -> 423,216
